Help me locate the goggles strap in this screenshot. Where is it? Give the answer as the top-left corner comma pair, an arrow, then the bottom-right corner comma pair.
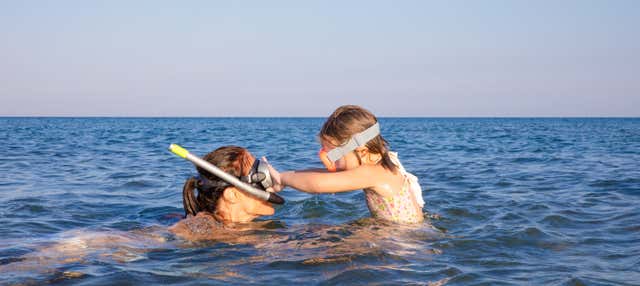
195,176 -> 230,192
326,122 -> 380,162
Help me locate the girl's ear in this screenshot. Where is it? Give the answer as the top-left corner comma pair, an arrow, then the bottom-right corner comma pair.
356,147 -> 371,162
355,147 -> 369,157
357,147 -> 381,163
222,187 -> 239,203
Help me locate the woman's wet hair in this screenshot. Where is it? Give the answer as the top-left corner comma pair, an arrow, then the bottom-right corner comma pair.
320,105 -> 397,173
182,146 -> 254,216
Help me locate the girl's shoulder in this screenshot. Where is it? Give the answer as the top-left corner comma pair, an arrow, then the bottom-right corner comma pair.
364,163 -> 406,197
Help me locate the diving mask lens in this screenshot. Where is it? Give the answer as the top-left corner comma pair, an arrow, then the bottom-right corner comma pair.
243,159 -> 274,190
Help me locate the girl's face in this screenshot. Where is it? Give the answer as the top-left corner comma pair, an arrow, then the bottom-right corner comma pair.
320,139 -> 361,171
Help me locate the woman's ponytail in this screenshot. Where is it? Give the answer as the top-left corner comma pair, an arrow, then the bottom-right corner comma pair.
182,177 -> 199,216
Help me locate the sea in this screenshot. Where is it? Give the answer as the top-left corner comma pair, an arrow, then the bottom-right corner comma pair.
0,117 -> 638,285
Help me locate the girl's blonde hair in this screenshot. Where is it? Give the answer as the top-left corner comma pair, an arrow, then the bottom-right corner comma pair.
319,105 -> 397,173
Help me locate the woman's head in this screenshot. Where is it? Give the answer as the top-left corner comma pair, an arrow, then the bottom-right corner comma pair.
319,105 -> 397,172
182,146 -> 274,222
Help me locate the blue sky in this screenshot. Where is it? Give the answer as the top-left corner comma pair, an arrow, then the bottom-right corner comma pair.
1,1 -> 638,116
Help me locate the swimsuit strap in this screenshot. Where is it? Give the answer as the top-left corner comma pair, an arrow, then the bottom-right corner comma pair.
388,152 -> 425,208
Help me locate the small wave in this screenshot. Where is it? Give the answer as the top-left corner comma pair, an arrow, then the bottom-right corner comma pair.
588,178 -> 640,188
557,276 -> 629,286
8,203 -> 49,215
494,180 -> 513,187
518,226 -> 548,238
108,172 -> 143,179
443,207 -> 485,220
560,277 -> 588,286
320,268 -> 389,285
478,168 -> 497,174
539,214 -> 573,227
490,226 -> 571,251
114,180 -> 160,191
137,206 -> 180,222
511,157 -> 544,163
499,212 -> 528,223
525,203 -> 550,211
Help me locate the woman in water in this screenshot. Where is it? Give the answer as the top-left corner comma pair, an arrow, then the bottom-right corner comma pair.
169,145 -> 277,241
0,146 -> 278,277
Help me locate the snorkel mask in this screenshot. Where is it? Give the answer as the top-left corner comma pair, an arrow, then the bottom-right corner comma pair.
169,144 -> 284,204
318,122 -> 380,172
243,159 -> 274,190
195,159 -> 273,192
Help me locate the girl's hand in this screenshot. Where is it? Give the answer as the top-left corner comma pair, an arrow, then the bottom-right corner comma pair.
262,156 -> 284,193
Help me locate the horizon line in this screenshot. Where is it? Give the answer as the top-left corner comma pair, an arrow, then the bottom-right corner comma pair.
1,116 -> 639,119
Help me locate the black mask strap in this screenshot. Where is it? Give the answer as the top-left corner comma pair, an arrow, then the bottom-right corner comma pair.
195,176 -> 230,193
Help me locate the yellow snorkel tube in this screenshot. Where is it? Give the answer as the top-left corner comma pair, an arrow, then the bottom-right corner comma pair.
169,144 -> 284,204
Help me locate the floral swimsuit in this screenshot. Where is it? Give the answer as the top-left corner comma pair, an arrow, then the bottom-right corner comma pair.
364,152 -> 425,224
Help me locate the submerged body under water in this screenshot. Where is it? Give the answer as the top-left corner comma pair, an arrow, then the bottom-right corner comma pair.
0,117 -> 639,285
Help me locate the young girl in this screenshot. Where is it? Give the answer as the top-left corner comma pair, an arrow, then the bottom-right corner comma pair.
267,105 -> 426,224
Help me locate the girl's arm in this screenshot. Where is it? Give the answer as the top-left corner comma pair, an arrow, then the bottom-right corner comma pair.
280,165 -> 381,194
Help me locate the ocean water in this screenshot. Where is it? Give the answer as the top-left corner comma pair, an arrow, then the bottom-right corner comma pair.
0,117 -> 639,285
